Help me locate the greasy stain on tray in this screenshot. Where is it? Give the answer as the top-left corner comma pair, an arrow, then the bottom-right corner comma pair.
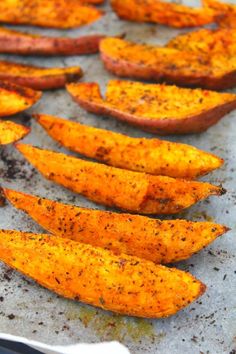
173,210 -> 215,222
65,303 -> 162,343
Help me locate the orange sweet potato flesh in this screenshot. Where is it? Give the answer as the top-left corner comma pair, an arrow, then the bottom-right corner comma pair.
3,188 -> 229,264
15,143 -> 225,215
167,28 -> 236,56
67,81 -> 236,134
203,0 -> 236,28
0,230 -> 206,317
0,28 -> 105,56
111,0 -> 216,28
78,0 -> 104,3
0,61 -> 82,90
36,113 -> 223,179
0,0 -> 103,29
100,37 -> 236,90
0,121 -> 29,145
0,81 -> 41,116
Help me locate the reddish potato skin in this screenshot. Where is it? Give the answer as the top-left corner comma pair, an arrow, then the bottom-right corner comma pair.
68,82 -> 236,135
100,52 -> 236,91
0,73 -> 82,90
0,30 -> 105,56
0,61 -> 83,90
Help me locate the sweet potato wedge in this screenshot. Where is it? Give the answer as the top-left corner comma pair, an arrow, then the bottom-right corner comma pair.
100,37 -> 236,90
203,0 -> 236,28
3,188 -> 229,264
0,81 -> 41,116
15,143 -> 225,215
0,121 -> 29,145
0,28 -> 105,56
66,81 -> 236,134
167,28 -> 236,56
0,230 -> 206,317
36,113 -> 223,178
111,0 -> 216,28
0,0 -> 103,29
0,61 -> 82,90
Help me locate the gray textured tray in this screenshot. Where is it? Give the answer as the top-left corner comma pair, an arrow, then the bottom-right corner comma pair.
0,1 -> 235,353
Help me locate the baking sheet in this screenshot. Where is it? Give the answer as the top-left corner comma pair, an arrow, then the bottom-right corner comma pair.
0,1 -> 236,353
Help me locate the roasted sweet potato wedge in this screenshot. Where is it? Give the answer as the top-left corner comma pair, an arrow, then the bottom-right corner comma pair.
3,188 -> 229,264
111,0 -> 216,28
0,0 -> 103,29
67,81 -> 236,134
0,61 -> 82,90
15,144 -> 225,215
203,0 -> 236,28
36,114 -> 223,178
0,28 -> 105,56
167,28 -> 236,56
0,230 -> 206,317
0,121 -> 29,145
0,81 -> 41,116
100,37 -> 236,90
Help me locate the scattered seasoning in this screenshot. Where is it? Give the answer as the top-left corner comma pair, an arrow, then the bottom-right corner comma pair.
208,250 -> 216,257
191,335 -> 198,343
213,267 -> 220,271
99,297 -> 105,305
7,314 -> 15,320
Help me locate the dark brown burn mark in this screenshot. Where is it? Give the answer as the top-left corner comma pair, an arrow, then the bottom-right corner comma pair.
66,71 -> 83,83
99,296 -> 105,305
95,146 -> 112,160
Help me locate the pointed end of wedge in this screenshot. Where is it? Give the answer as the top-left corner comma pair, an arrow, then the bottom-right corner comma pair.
14,142 -> 22,150
223,226 -> 231,233
66,82 -> 102,106
2,187 -> 12,201
14,142 -> 29,155
24,125 -> 31,133
32,113 -> 40,121
218,186 -> 227,196
209,184 -> 227,196
32,114 -> 57,131
14,124 -> 30,143
34,89 -> 43,101
66,67 -> 83,82
213,224 -> 231,239
199,282 -> 207,297
212,155 -> 224,170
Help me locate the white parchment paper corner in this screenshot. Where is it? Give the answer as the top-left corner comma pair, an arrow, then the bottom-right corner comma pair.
0,333 -> 130,354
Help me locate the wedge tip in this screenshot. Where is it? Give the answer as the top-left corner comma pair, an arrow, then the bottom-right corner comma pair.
219,187 -> 227,196
199,282 -> 207,297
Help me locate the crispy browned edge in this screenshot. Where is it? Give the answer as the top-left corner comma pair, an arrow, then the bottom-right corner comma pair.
0,80 -> 42,99
68,82 -> 236,134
